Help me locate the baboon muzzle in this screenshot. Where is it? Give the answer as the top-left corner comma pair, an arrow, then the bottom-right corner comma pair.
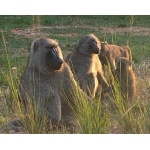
91,41 -> 100,54
51,48 -> 63,70
55,58 -> 63,70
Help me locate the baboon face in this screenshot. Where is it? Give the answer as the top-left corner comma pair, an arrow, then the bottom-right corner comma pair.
45,44 -> 63,70
78,34 -> 101,55
99,42 -> 108,57
33,38 -> 63,71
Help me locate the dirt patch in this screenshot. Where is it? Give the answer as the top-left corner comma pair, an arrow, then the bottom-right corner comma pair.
100,27 -> 150,36
42,26 -> 150,36
11,26 -> 150,38
11,28 -> 49,39
11,27 -> 78,38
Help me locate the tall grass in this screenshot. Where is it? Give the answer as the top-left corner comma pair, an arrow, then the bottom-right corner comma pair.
65,89 -> 110,134
103,63 -> 150,134
2,33 -> 150,134
129,15 -> 134,27
64,60 -> 110,134
2,30 -> 49,133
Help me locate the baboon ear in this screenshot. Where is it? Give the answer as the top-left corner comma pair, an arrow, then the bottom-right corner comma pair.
101,42 -> 106,50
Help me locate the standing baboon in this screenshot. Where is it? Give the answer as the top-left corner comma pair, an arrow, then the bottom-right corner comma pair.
19,38 -> 90,123
65,34 -> 110,98
114,57 -> 136,101
99,42 -> 132,72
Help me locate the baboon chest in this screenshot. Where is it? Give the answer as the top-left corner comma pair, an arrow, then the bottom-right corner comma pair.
80,68 -> 99,97
83,73 -> 99,98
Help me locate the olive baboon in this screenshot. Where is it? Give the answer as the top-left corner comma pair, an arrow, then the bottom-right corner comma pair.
114,57 -> 136,101
65,34 -> 110,98
18,38 -> 90,123
99,42 -> 132,72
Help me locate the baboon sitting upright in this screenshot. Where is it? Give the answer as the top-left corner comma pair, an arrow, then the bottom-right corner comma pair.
19,38 -> 90,123
65,34 -> 110,98
99,42 -> 132,72
114,57 -> 136,101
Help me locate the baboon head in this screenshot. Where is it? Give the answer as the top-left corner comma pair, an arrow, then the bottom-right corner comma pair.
99,41 -> 108,57
116,57 -> 132,73
29,38 -> 64,73
76,34 -> 101,56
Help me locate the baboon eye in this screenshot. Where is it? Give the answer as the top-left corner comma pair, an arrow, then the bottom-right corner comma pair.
45,45 -> 57,49
91,39 -> 97,44
54,49 -> 59,55
52,46 -> 59,56
53,45 -> 57,49
53,46 -> 58,50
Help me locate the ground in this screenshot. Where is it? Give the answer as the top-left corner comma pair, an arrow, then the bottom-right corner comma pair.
11,26 -> 150,37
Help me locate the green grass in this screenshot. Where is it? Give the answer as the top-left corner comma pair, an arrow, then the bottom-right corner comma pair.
1,16 -> 150,64
0,15 -> 150,133
1,16 -> 150,29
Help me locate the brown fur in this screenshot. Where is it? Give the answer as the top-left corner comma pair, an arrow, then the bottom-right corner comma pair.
19,37 -> 90,123
114,57 -> 136,101
99,42 -> 132,72
65,34 -> 110,98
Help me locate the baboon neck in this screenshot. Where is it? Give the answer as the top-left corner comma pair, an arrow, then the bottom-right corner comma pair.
78,50 -> 96,58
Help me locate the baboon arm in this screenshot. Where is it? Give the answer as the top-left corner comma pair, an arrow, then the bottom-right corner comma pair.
97,72 -> 109,90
